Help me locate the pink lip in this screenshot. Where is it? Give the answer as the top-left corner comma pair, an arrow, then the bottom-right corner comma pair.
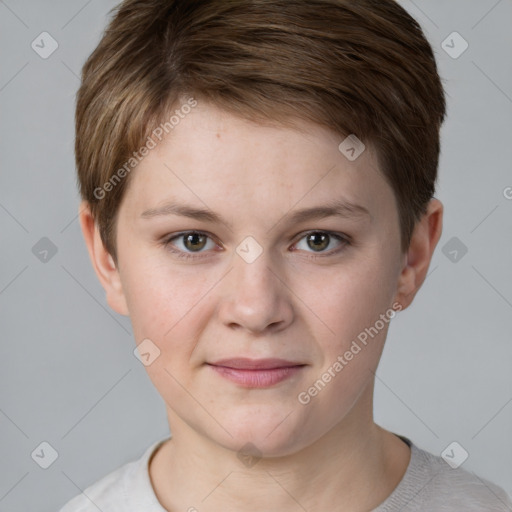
210,358 -> 303,370
207,358 -> 306,388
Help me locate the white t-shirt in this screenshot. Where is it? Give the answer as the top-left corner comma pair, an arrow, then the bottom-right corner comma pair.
58,434 -> 512,511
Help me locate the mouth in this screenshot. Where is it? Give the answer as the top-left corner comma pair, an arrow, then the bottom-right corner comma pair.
208,358 -> 304,370
206,358 -> 306,388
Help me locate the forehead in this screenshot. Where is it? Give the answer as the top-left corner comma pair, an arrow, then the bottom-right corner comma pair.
120,102 -> 396,227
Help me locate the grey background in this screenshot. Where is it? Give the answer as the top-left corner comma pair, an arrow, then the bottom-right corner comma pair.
0,0 -> 511,510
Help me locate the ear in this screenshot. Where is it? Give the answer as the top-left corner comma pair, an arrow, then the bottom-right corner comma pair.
394,198 -> 443,310
78,200 -> 129,316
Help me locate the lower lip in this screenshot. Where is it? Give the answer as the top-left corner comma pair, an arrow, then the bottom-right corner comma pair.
208,364 -> 304,388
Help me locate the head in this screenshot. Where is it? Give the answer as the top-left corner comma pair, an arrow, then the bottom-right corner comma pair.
77,0 -> 445,456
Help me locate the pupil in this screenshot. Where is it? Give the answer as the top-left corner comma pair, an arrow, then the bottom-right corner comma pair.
185,233 -> 206,251
307,232 -> 329,251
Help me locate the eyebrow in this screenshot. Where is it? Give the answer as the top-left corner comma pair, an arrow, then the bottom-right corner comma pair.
139,197 -> 371,227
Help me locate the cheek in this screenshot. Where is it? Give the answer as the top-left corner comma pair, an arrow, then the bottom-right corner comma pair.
124,260 -> 213,407
122,254 -> 223,375
302,255 -> 398,346
122,252 -> 204,336
294,262 -> 397,429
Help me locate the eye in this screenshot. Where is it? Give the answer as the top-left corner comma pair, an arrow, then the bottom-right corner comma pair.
163,231 -> 218,259
293,231 -> 349,257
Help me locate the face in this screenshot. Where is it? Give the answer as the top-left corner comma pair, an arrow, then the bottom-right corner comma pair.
109,101 -> 407,456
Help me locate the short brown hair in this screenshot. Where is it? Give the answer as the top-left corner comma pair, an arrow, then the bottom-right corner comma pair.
75,0 -> 446,264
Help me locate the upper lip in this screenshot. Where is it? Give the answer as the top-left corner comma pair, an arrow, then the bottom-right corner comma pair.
208,358 -> 305,370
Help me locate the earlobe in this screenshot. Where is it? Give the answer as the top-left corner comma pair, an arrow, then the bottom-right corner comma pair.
394,198 -> 443,310
78,201 -> 130,317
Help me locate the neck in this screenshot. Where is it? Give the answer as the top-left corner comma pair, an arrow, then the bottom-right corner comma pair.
149,385 -> 411,512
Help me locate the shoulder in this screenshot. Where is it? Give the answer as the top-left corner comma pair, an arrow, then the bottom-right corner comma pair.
379,437 -> 512,511
420,447 -> 511,510
57,438 -> 168,512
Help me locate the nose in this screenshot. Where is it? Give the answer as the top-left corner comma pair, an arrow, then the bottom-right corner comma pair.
217,248 -> 294,335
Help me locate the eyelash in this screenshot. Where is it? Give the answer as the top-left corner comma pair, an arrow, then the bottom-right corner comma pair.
162,230 -> 351,261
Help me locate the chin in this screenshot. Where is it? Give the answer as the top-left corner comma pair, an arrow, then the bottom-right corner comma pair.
208,407 -> 310,458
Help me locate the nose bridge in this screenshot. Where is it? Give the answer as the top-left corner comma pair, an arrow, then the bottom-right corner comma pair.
234,246 -> 276,295
218,237 -> 293,333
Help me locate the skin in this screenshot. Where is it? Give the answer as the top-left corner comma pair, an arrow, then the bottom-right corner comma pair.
80,100 -> 443,511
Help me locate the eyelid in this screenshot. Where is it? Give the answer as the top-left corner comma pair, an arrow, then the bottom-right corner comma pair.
292,229 -> 350,243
